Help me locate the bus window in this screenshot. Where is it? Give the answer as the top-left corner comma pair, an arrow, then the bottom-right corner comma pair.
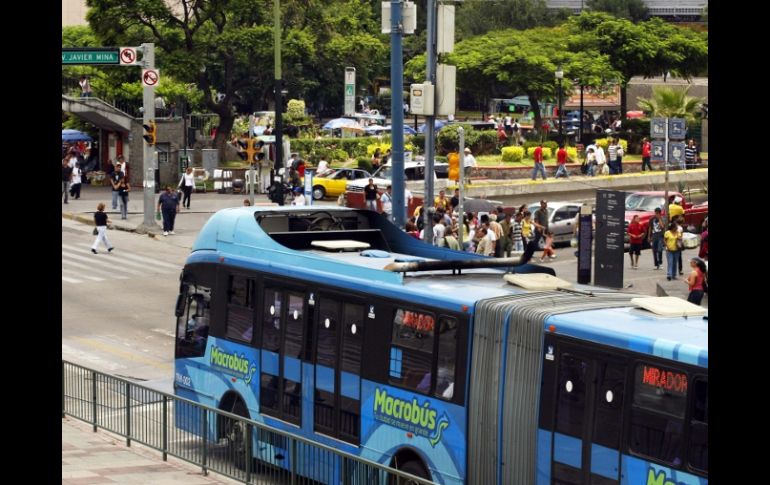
592,361 -> 626,449
555,354 -> 588,439
688,378 -> 708,472
284,293 -> 304,358
316,299 -> 338,368
225,275 -> 254,343
175,286 -> 211,359
435,317 -> 457,400
262,288 -> 282,353
630,363 -> 688,467
341,303 -> 364,374
390,308 -> 434,393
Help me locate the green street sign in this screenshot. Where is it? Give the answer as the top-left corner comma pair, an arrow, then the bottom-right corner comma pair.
345,84 -> 354,96
62,48 -> 120,65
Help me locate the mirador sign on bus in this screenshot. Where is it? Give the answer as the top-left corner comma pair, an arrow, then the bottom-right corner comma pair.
62,48 -> 120,65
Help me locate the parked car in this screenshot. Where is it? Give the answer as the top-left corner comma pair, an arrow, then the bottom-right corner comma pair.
345,160 -> 448,210
623,191 -> 708,244
305,168 -> 372,200
528,201 -> 583,248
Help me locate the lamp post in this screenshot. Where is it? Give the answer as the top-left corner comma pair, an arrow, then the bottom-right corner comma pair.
555,65 -> 563,144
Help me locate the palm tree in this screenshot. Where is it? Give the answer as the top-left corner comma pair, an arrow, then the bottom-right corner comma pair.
637,86 -> 705,124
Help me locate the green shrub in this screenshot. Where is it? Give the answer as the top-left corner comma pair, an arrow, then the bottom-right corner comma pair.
357,157 -> 373,172
594,138 -> 628,152
567,147 -> 578,161
526,146 -> 553,160
286,99 -> 306,119
367,142 -> 415,157
501,146 -> 525,163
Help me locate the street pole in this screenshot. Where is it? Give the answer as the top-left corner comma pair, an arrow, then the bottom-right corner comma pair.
274,0 -> 283,173
457,127 -> 465,248
663,118 -> 669,231
555,65 -> 563,145
139,43 -> 158,232
390,0 -> 405,228
422,0 -> 438,244
248,115 -> 255,206
579,84 -> 584,144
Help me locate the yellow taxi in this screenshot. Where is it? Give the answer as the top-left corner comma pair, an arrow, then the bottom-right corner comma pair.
306,168 -> 372,200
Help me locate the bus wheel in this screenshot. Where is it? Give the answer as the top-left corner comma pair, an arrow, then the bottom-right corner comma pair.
390,459 -> 430,485
223,400 -> 249,466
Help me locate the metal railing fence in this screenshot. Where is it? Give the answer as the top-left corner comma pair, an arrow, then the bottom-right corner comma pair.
62,360 -> 435,485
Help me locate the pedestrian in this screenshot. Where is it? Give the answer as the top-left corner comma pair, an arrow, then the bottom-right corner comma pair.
178,167 -> 195,209
685,258 -> 707,305
110,163 -> 124,210
91,203 -> 114,254
116,177 -> 131,220
70,162 -> 83,199
116,154 -> 127,177
664,221 -> 682,281
371,148 -> 382,172
607,138 -> 620,175
291,186 -> 306,206
684,139 -> 699,169
380,185 -> 393,221
531,143 -> 547,180
594,141 -> 608,175
463,147 -> 477,184
538,230 -> 556,262
647,207 -> 665,269
79,75 -> 92,97
157,185 -> 180,236
698,218 -> 708,260
62,158 -> 73,204
364,178 -> 379,211
641,137 -> 652,171
554,144 -> 570,178
627,215 -> 644,269
243,199 -> 251,206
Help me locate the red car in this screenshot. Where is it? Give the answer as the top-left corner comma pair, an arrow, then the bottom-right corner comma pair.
624,191 -> 708,243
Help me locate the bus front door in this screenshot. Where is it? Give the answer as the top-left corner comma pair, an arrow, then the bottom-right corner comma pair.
551,350 -> 627,485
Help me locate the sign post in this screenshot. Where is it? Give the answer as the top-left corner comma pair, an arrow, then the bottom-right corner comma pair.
139,43 -> 158,232
344,67 -> 356,116
594,189 -> 626,289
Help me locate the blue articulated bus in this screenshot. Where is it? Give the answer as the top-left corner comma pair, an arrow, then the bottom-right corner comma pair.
173,206 -> 708,484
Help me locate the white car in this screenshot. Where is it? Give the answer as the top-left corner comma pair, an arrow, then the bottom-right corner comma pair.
346,160 -> 448,194
528,202 -> 583,247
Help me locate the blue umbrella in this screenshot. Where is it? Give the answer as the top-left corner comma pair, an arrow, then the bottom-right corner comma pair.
417,119 -> 447,133
62,129 -> 92,142
364,125 -> 387,134
389,125 -> 417,135
322,118 -> 360,130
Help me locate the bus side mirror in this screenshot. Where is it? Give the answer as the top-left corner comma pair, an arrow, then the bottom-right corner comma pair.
175,294 -> 186,317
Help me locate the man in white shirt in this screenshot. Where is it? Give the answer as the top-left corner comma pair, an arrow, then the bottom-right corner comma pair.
380,185 -> 393,221
463,147 -> 477,185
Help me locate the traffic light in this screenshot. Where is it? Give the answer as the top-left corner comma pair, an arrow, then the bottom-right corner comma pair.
236,139 -> 249,161
448,152 -> 460,181
142,121 -> 157,145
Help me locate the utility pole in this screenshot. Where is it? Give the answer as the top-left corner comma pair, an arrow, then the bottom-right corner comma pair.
274,0 -> 283,173
139,43 -> 158,232
391,0 -> 405,227
422,0 -> 438,244
457,127 -> 465,248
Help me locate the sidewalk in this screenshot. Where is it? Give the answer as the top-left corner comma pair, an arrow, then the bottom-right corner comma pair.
62,417 -> 239,484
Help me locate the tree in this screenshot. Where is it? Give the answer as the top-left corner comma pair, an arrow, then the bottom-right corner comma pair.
586,0 -> 649,23
444,27 -> 617,137
636,86 -> 705,124
455,0 -> 566,38
85,0 -> 387,157
567,12 -> 707,116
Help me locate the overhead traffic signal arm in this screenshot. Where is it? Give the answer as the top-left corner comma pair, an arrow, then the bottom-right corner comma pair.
142,121 -> 157,145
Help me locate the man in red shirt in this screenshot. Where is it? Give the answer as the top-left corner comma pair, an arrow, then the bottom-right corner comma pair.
641,137 -> 652,171
554,144 -> 570,178
627,214 -> 644,269
531,143 -> 546,180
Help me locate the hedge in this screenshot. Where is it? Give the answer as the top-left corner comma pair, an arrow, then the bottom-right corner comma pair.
526,147 -> 553,160
501,146 -> 525,163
